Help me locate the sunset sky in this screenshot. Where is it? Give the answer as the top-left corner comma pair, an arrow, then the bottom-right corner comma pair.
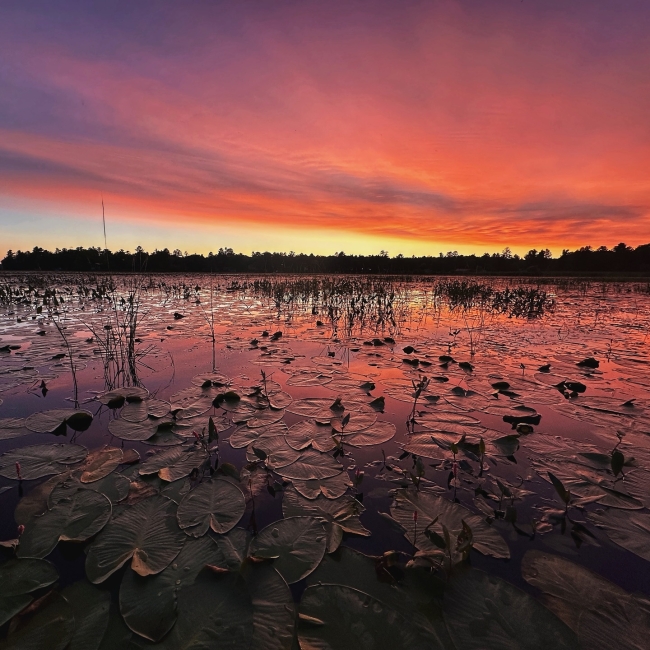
1,0 -> 649,257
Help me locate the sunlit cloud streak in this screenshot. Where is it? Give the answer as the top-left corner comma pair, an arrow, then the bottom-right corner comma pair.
1,0 -> 649,254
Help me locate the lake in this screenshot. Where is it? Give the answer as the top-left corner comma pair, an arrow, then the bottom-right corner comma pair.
1,273 -> 650,649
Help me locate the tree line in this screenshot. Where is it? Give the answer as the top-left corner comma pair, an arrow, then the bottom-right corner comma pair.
2,243 -> 649,276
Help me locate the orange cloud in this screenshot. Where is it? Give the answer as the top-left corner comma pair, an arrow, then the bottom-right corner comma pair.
1,0 -> 649,253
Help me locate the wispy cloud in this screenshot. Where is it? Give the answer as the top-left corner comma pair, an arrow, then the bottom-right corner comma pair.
1,0 -> 649,252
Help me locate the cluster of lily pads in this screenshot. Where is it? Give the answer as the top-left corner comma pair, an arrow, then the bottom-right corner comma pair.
2,274 -> 650,648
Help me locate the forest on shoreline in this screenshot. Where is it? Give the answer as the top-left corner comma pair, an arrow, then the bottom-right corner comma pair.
2,242 -> 650,277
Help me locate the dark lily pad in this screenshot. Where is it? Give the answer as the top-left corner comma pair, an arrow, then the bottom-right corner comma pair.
444,568 -> 578,649
18,485 -> 112,559
0,444 -> 87,481
25,409 -> 93,434
0,558 -> 59,627
176,479 -> 245,537
85,494 -> 185,583
249,516 -> 327,584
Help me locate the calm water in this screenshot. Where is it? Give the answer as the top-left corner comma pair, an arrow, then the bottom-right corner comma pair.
1,273 -> 650,648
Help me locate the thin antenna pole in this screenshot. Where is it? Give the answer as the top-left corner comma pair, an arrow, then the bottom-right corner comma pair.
101,195 -> 109,271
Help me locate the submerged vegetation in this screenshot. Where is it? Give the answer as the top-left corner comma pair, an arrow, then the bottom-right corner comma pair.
1,273 -> 650,648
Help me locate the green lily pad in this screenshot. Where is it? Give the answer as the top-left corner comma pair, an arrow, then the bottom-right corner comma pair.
108,418 -> 157,441
589,509 -> 650,561
522,550 -> 650,650
61,580 -> 111,650
241,562 -> 295,650
25,409 -> 93,434
177,479 -> 245,537
249,516 -> 327,584
292,472 -> 352,500
119,536 -> 224,642
0,558 -> 59,627
275,449 -> 342,482
444,568 -> 578,649
18,485 -> 112,559
128,571 -> 254,650
138,445 -> 208,482
99,387 -> 149,408
342,420 -> 396,447
285,420 -> 337,453
0,592 -> 74,650
282,485 -> 370,539
86,494 -> 185,583
298,584 -> 439,650
0,444 -> 87,480
391,488 -> 510,559
0,418 -> 27,441
80,446 -> 123,483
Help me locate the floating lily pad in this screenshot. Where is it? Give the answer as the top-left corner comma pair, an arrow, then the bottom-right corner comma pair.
61,580 -> 111,650
589,509 -> 650,561
108,418 -> 157,441
119,536 -> 224,642
99,387 -> 149,408
0,592 -> 75,650
522,550 -> 650,650
298,584 -> 439,650
285,419 -> 336,453
275,448 -> 342,481
86,494 -> 185,583
0,418 -> 27,441
342,420 -> 396,447
391,488 -> 510,559
128,571 -> 254,650
80,446 -> 123,483
138,445 -> 208,482
177,479 -> 245,537
292,472 -> 352,500
249,516 -> 327,584
25,409 -> 93,434
283,485 -> 370,536
18,484 -> 111,559
443,568 -> 577,649
0,558 -> 59,627
0,444 -> 87,480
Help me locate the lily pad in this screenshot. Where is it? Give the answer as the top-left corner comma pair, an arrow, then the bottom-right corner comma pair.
80,446 -> 123,483
61,580 -> 111,650
0,418 -> 27,441
589,509 -> 650,561
249,516 -> 327,584
0,444 -> 87,480
298,584 -> 438,650
119,536 -> 224,642
128,571 -> 254,650
391,488 -> 510,559
108,418 -> 157,441
444,568 -> 578,649
25,409 -> 93,434
275,449 -> 343,482
0,592 -> 74,650
342,420 -> 396,447
86,494 -> 185,583
285,420 -> 336,453
292,472 -> 352,500
0,558 -> 59,627
99,387 -> 149,408
522,550 -> 650,650
18,485 -> 112,559
177,479 -> 245,537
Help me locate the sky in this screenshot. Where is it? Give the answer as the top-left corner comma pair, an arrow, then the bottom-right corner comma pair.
1,0 -> 649,258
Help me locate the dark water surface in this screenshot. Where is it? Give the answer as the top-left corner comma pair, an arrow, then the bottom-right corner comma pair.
1,273 -> 650,649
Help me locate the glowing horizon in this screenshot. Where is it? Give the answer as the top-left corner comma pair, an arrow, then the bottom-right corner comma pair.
1,0 -> 649,258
